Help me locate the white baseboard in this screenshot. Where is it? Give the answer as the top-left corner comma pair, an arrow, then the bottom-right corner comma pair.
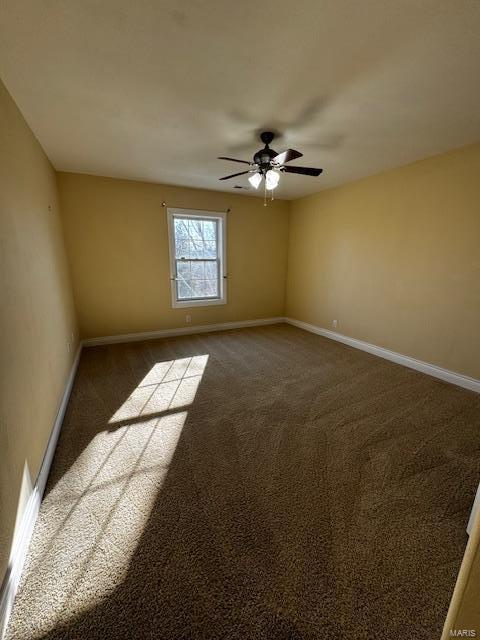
285,317 -> 480,394
0,345 -> 82,640
467,483 -> 480,536
82,317 -> 285,347
36,345 -> 82,497
0,487 -> 40,640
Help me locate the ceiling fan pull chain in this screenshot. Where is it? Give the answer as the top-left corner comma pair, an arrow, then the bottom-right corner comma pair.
264,180 -> 267,207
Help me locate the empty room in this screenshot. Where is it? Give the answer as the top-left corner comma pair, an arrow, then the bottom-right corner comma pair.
1,1 -> 480,638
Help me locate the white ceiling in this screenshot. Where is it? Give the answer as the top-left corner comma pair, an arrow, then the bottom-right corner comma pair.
1,0 -> 480,200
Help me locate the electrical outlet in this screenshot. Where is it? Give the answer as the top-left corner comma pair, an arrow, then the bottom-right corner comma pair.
332,319 -> 338,329
185,314 -> 191,324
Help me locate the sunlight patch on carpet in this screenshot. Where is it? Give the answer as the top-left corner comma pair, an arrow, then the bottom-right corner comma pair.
13,355 -> 209,637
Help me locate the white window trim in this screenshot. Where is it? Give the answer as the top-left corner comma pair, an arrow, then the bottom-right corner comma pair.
166,208 -> 227,309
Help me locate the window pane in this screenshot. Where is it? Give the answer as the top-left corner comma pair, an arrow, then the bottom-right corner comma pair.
174,219 -> 189,242
204,241 -> 217,258
203,220 -> 216,240
204,279 -> 219,296
173,218 -> 188,235
191,261 -> 205,279
191,280 -> 207,298
177,278 -> 193,300
177,261 -> 191,280
204,261 -> 218,280
188,219 -> 203,241
174,239 -> 188,259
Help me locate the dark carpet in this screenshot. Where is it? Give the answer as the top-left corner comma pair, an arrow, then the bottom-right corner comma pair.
6,323 -> 480,639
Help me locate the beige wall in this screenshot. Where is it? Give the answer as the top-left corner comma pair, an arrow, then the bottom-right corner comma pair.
0,81 -> 78,582
286,143 -> 480,379
57,172 -> 289,339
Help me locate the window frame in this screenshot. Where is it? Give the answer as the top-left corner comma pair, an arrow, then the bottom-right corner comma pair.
167,208 -> 227,309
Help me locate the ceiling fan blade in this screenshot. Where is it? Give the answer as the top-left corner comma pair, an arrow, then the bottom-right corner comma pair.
219,170 -> 250,181
273,149 -> 303,165
282,165 -> 323,176
218,156 -> 252,165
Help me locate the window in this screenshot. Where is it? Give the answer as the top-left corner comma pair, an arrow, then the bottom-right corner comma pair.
167,208 -> 227,308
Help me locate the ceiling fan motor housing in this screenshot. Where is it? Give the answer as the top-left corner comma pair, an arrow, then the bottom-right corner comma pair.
254,133 -> 278,172
254,147 -> 277,171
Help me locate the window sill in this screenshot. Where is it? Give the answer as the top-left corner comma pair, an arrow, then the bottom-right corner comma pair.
172,298 -> 227,309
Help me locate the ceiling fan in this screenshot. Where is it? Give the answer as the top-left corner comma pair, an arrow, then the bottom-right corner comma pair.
218,131 -> 323,192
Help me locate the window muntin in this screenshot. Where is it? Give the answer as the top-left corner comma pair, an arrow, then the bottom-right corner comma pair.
167,209 -> 226,308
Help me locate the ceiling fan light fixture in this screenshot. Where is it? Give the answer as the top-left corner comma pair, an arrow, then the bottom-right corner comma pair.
248,172 -> 262,189
265,169 -> 280,190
